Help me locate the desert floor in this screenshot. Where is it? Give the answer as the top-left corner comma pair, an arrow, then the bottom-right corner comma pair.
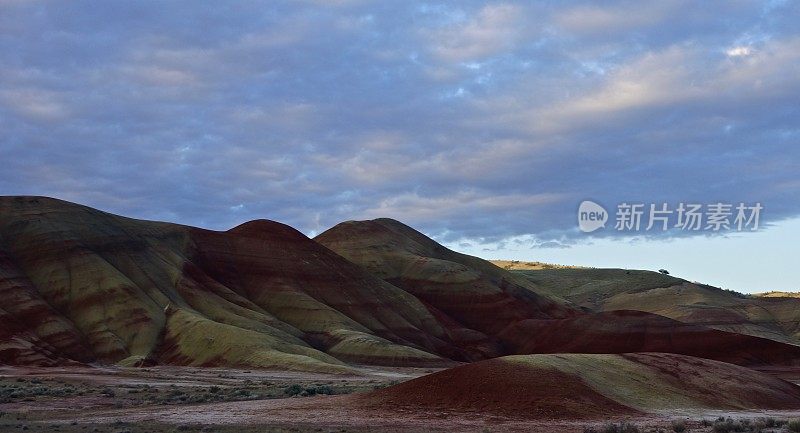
2,365 -> 800,433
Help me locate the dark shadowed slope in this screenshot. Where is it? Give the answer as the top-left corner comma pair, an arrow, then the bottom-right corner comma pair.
316,218 -> 800,366
315,218 -> 575,338
511,267 -> 800,346
0,197 -> 479,370
499,310 -> 800,366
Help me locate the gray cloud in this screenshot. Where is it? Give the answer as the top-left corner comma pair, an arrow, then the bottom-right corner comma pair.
1,0 -> 798,244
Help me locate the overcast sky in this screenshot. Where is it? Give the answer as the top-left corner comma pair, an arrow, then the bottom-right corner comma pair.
1,1 -> 798,291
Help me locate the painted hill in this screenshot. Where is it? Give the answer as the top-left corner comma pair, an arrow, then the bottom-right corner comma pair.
315,218 -> 800,366
315,218 -> 576,358
512,268 -> 800,346
2,198 -> 800,371
0,196 -> 479,371
357,352 -> 800,419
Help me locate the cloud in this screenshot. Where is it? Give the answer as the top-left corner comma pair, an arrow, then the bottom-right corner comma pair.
361,191 -> 565,224
0,0 -> 799,247
1,87 -> 70,121
726,46 -> 753,57
555,1 -> 683,35
422,3 -> 531,63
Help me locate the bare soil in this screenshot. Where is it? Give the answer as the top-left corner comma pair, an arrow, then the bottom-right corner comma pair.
1,365 -> 800,433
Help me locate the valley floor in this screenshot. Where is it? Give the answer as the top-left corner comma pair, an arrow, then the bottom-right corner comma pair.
1,365 -> 800,433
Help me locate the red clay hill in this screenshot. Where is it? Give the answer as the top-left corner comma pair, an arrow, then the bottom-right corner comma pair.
315,218 -> 800,366
354,352 -> 800,420
1,197 -> 800,370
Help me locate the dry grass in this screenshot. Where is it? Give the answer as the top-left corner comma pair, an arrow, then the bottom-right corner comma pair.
757,291 -> 800,299
490,259 -> 584,270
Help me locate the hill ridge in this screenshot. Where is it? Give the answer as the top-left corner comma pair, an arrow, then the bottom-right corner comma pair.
2,197 -> 800,371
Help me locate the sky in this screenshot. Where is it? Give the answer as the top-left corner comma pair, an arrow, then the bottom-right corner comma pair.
1,1 -> 798,292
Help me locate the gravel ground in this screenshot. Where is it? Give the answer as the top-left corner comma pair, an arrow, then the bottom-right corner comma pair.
2,365 -> 800,433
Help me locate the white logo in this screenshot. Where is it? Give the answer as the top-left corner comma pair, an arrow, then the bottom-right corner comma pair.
577,201 -> 763,234
578,200 -> 608,233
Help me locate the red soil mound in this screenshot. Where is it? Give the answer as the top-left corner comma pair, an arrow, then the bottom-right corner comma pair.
355,353 -> 800,420
355,357 -> 639,420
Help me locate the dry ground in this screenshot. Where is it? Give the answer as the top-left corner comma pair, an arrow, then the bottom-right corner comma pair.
1,365 -> 800,433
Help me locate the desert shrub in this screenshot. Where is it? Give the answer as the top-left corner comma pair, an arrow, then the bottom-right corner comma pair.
167,390 -> 185,398
283,385 -> 335,397
283,384 -> 303,396
671,420 -> 686,432
208,386 -> 220,394
712,419 -> 730,433
712,418 -> 746,433
788,419 -> 800,432
621,423 -> 639,433
314,385 -> 334,395
29,386 -> 48,396
189,395 -> 208,404
600,422 -> 639,433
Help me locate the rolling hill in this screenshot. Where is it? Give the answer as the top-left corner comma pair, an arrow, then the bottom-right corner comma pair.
316,218 -> 800,366
2,197 -> 800,371
511,267 -> 800,346
0,196 -> 472,371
